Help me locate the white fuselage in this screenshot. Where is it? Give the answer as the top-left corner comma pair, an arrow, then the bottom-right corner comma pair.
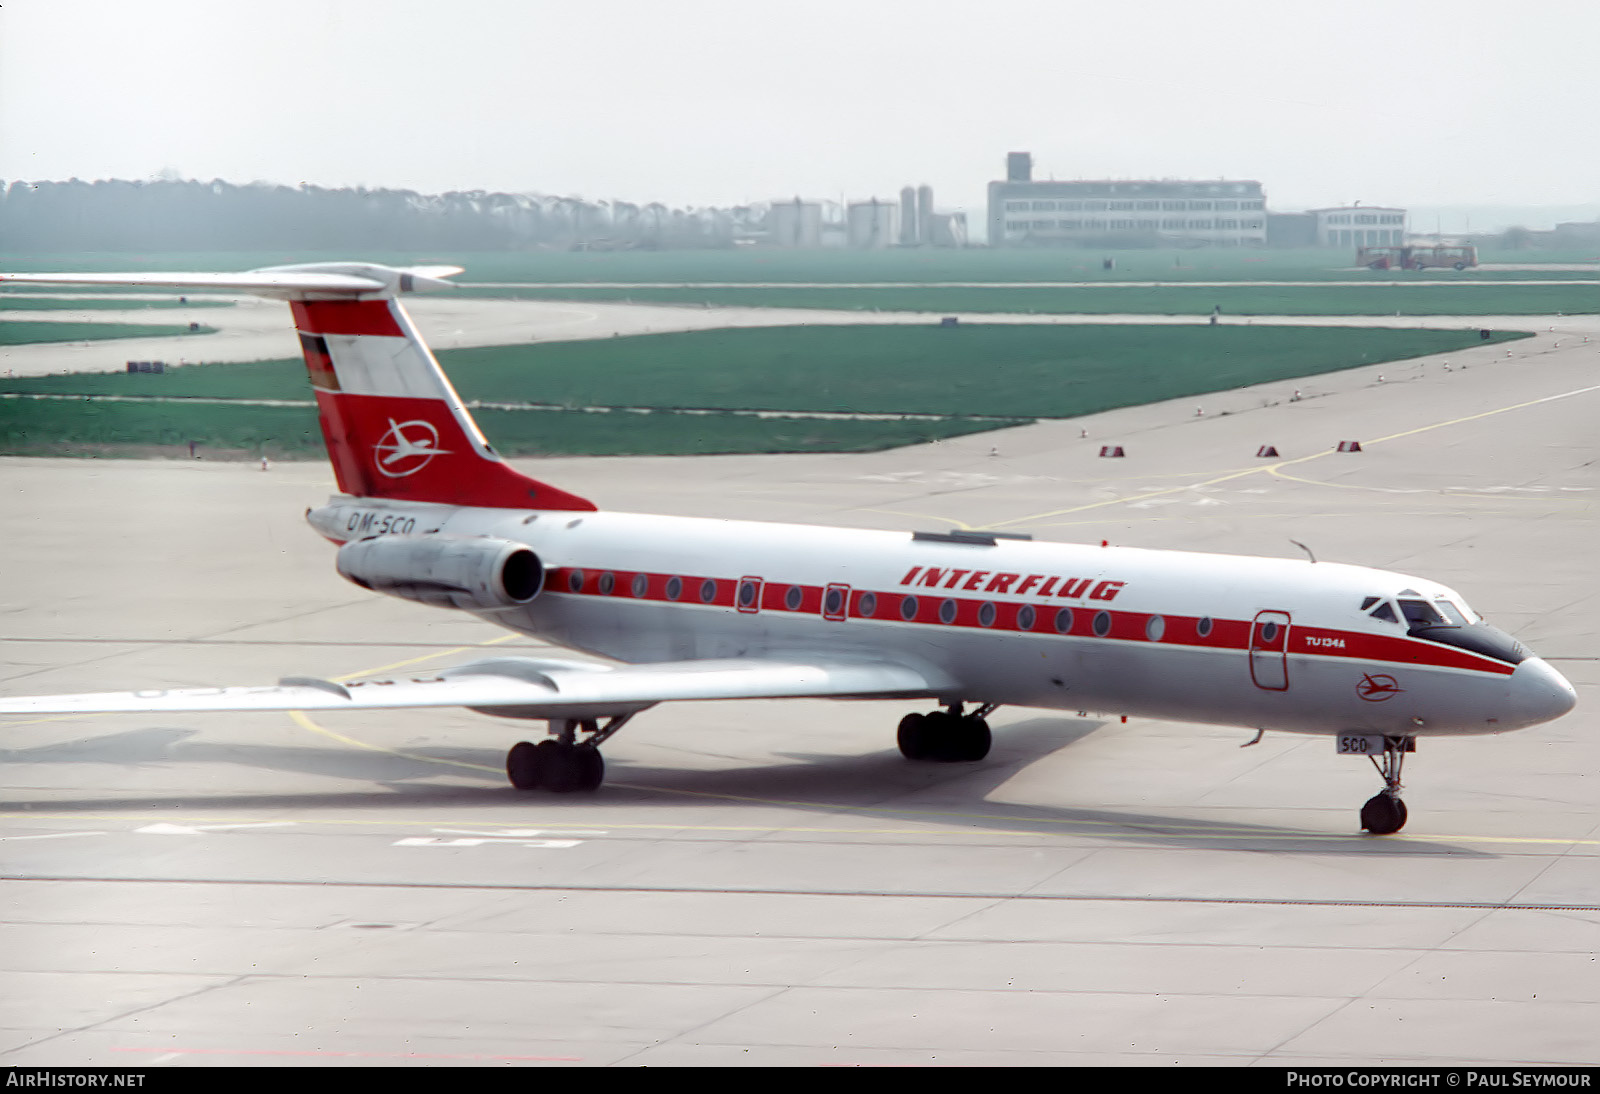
310,497 -> 1576,739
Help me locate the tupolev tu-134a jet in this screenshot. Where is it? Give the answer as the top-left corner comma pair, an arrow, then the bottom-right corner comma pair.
0,264 -> 1576,835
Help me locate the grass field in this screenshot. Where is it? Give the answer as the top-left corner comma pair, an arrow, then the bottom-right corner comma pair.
0,320 -> 218,345
0,323 -> 1529,457
0,398 -> 999,459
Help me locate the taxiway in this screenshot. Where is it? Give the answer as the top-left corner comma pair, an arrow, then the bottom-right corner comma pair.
0,311 -> 1595,1066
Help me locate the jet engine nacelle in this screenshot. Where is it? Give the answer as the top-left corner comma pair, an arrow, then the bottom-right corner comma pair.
336,535 -> 544,612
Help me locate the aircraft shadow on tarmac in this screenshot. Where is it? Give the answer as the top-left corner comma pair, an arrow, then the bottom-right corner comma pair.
1,718 -> 1492,856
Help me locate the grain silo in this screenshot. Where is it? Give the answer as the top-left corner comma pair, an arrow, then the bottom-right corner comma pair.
768,197 -> 823,248
899,186 -> 918,245
847,199 -> 900,249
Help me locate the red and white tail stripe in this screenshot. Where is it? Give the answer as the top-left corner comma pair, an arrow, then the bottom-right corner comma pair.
289,293 -> 593,510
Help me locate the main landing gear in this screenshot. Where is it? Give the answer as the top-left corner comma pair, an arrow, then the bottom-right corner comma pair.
1359,735 -> 1414,835
897,703 -> 996,763
506,715 -> 633,793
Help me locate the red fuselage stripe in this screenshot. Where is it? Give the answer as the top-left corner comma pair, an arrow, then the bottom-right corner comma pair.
544,566 -> 1516,677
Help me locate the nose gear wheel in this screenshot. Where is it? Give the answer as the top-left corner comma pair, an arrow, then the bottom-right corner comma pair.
1360,736 -> 1414,835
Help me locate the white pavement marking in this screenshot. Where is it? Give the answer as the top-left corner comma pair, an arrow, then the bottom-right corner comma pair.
0,831 -> 108,840
134,821 -> 296,835
393,836 -> 586,848
431,827 -> 607,837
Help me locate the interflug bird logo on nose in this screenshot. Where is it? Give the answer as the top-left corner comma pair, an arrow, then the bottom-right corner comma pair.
1357,673 -> 1403,702
373,418 -> 451,478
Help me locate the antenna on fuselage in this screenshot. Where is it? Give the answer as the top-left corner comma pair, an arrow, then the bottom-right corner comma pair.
1290,539 -> 1317,564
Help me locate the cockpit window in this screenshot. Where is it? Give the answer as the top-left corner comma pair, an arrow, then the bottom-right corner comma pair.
1400,597 -> 1529,665
1400,599 -> 1446,628
1360,596 -> 1380,611
1368,600 -> 1399,624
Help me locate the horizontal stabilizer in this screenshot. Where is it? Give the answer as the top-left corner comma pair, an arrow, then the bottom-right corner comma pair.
0,262 -> 463,300
0,656 -> 950,720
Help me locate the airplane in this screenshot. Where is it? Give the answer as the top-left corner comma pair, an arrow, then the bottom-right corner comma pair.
0,263 -> 1577,835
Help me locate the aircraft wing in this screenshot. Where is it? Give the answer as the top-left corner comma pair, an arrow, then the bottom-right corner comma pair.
0,655 -> 952,720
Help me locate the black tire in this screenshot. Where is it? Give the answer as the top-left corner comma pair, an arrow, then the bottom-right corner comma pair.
957,717 -> 992,762
900,711 -> 992,762
539,742 -> 604,793
541,742 -> 582,793
574,747 -> 605,792
928,711 -> 961,761
897,713 -> 930,760
506,741 -> 542,790
1360,792 -> 1408,835
1453,261 -> 1466,271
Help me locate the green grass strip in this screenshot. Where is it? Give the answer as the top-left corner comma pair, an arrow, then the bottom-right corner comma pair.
0,322 -> 1531,458
0,398 -> 1000,458
0,323 -> 1531,419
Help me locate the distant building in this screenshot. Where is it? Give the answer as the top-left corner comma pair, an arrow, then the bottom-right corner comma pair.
768,198 -> 823,248
988,153 -> 1267,248
886,184 -> 953,246
925,210 -> 968,247
916,185 -> 934,247
1310,206 -> 1406,248
1552,219 -> 1600,243
847,199 -> 900,249
769,192 -> 959,249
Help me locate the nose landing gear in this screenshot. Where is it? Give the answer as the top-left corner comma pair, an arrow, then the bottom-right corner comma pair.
898,703 -> 996,762
1359,735 -> 1414,835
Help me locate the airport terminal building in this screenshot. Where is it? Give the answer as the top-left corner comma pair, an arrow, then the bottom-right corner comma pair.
1309,206 -> 1407,248
988,153 -> 1267,248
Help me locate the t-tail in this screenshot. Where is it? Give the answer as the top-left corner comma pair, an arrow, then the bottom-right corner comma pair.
0,262 -> 595,512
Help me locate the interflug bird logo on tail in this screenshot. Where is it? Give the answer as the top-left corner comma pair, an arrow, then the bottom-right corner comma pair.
373,418 -> 451,478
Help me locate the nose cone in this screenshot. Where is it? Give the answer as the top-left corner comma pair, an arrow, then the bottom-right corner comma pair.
1505,658 -> 1578,729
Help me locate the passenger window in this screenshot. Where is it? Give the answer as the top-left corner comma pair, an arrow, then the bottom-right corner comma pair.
1369,601 -> 1399,624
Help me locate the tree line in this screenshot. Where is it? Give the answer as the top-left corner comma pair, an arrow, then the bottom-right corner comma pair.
0,177 -> 769,251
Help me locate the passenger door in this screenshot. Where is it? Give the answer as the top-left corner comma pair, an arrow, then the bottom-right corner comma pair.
1250,610 -> 1292,691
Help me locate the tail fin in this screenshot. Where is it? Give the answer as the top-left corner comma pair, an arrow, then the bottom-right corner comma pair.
275,265 -> 594,510
0,262 -> 595,512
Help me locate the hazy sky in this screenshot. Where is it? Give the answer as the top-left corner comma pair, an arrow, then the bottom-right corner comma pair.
3,0 -> 1597,229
